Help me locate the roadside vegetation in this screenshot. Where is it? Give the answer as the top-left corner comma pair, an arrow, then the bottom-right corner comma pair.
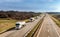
0,11 -> 41,20
51,14 -> 60,27
0,11 -> 41,34
0,19 -> 17,34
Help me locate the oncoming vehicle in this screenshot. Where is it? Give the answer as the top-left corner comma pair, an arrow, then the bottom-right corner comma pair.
15,21 -> 26,30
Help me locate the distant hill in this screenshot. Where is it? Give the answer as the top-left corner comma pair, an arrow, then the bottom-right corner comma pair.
0,11 -> 41,20
46,12 -> 60,14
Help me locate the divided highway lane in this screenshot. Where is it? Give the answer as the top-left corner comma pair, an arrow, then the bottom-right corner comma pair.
37,14 -> 60,37
0,14 -> 44,37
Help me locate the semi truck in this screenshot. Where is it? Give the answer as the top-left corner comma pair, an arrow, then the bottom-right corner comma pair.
15,21 -> 26,30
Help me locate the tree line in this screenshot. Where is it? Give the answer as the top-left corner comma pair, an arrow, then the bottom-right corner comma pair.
0,11 -> 40,20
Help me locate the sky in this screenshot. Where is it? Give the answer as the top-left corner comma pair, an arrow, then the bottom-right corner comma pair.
0,0 -> 60,12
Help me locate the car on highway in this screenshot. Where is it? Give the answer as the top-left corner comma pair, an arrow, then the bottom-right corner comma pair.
15,21 -> 26,30
29,18 -> 35,22
35,16 -> 38,19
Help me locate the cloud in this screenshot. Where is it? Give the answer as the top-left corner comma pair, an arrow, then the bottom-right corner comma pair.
48,3 -> 60,12
0,0 -> 59,12
39,0 -> 54,2
5,0 -> 22,2
0,0 -> 23,3
48,0 -> 53,2
53,6 -> 60,12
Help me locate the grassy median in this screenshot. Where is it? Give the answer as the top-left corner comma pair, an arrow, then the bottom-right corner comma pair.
26,16 -> 44,37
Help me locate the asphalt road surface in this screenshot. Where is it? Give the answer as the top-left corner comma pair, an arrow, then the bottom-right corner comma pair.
37,14 -> 60,37
0,14 -> 44,37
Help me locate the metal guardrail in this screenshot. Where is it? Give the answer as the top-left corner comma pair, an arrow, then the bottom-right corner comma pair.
25,16 -> 45,37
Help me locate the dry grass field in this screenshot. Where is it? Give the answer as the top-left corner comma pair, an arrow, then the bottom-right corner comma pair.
0,11 -> 41,34
0,19 -> 17,33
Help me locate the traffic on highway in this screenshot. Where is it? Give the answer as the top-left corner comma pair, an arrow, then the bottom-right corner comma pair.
0,14 -> 60,37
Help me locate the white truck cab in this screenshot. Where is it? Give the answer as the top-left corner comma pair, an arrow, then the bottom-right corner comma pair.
15,21 -> 26,30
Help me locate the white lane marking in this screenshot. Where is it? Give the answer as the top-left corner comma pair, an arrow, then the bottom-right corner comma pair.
49,16 -> 60,37
53,24 -> 60,37
37,23 -> 44,37
48,36 -> 50,37
48,30 -> 49,32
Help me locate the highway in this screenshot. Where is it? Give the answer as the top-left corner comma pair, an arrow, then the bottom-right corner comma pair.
0,14 -> 60,37
0,14 -> 44,37
36,14 -> 60,37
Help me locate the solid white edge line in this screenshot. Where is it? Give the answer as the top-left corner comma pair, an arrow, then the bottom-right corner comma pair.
49,15 -> 60,37
53,24 -> 60,37
36,18 -> 45,37
48,36 -> 50,37
48,29 -> 50,32
36,24 -> 44,37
